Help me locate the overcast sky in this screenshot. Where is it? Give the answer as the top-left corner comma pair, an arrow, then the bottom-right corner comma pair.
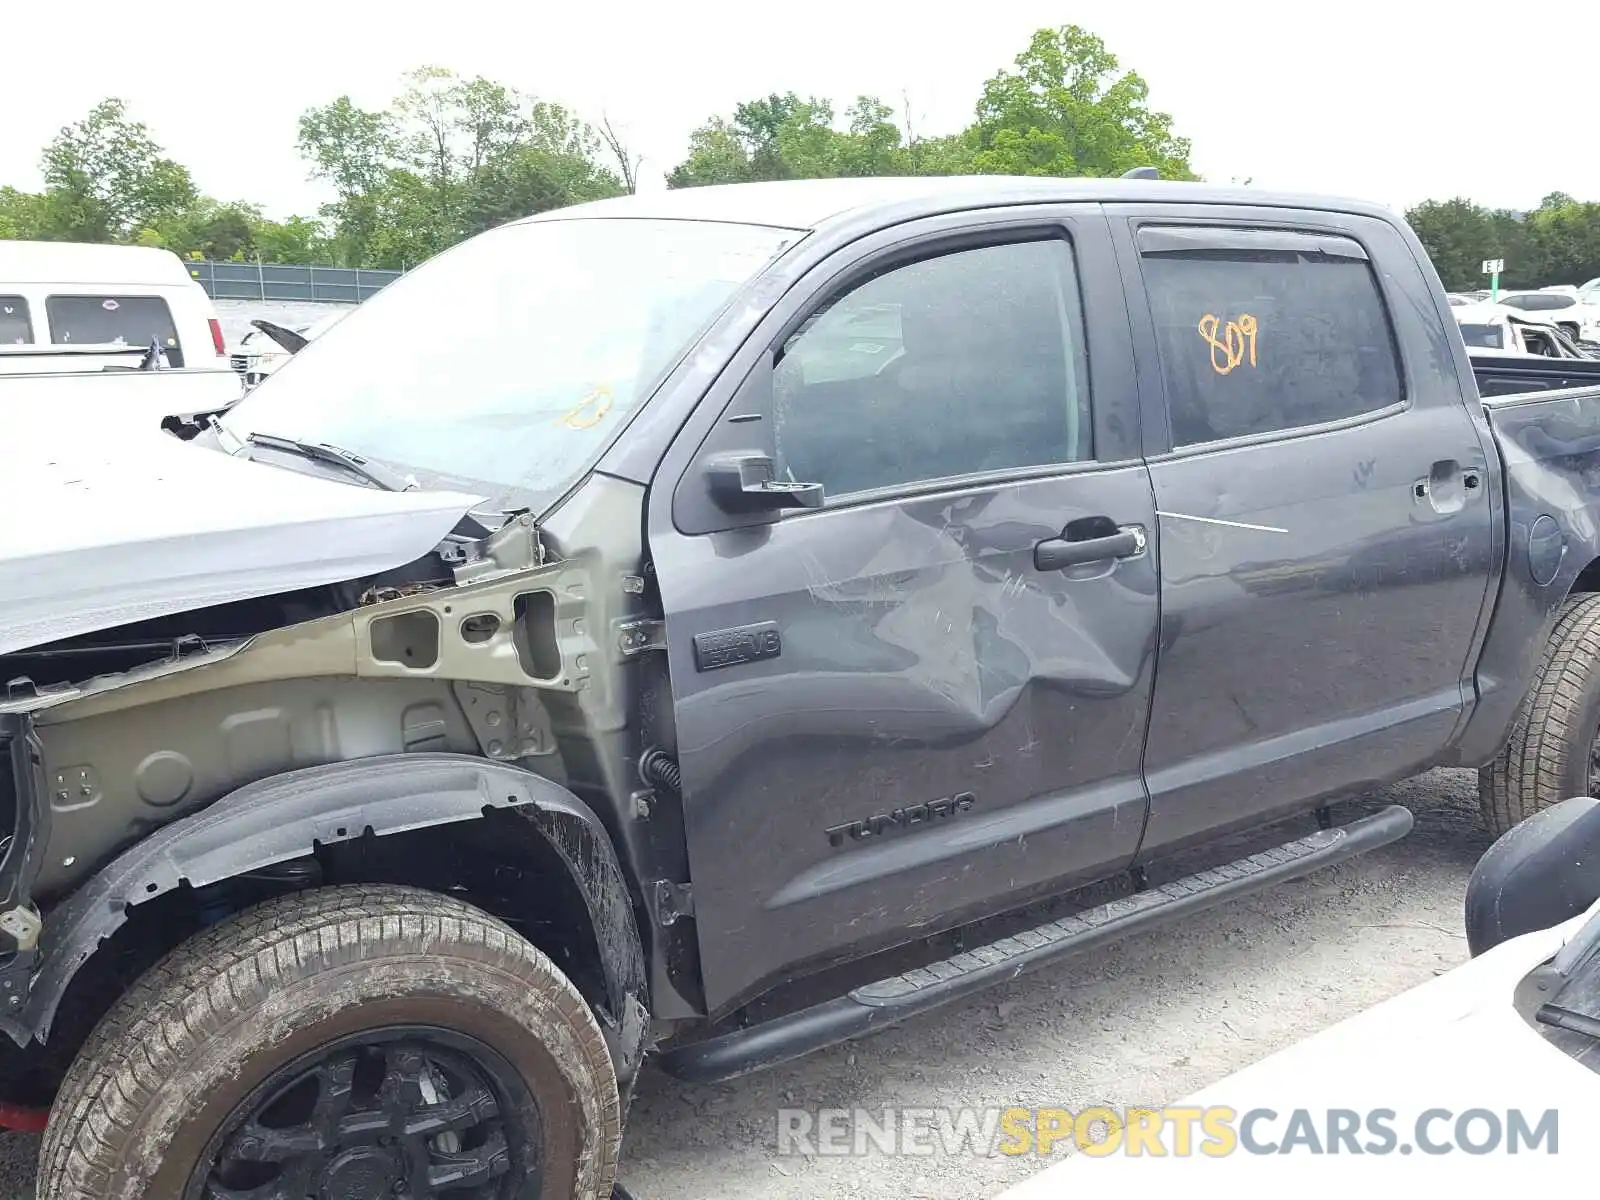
3,0 -> 1595,220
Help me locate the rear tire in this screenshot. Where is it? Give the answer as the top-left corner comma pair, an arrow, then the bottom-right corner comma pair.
38,883 -> 620,1199
1480,594 -> 1600,837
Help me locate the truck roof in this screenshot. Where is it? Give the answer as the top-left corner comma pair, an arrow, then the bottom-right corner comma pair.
0,240 -> 198,287
522,176 -> 1397,232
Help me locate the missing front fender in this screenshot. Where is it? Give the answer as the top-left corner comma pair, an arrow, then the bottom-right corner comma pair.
0,716 -> 48,1042
11,754 -> 648,1067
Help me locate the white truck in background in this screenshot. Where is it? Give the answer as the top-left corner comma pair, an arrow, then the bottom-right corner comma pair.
0,240 -> 244,417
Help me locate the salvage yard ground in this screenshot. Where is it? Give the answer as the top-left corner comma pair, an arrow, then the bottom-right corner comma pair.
0,770 -> 1485,1199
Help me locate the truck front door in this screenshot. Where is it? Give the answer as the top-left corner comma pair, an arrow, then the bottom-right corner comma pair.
649,207 -> 1158,1014
1108,206 -> 1499,857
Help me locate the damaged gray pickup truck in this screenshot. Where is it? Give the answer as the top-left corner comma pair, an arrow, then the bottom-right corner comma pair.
7,175 -> 1600,1198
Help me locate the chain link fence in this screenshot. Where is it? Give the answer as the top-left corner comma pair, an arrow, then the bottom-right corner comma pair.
185,260 -> 404,305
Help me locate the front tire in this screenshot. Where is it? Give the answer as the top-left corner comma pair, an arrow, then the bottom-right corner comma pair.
1480,594 -> 1600,837
38,884 -> 620,1199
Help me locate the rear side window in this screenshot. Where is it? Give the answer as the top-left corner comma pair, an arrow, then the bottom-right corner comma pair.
45,295 -> 184,366
1503,293 -> 1573,311
1138,227 -> 1403,447
0,296 -> 31,345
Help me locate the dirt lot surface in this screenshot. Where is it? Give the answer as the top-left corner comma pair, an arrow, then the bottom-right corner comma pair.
0,769 -> 1488,1199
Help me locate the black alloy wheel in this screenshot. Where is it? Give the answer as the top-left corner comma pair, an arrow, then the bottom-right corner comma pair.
189,1028 -> 538,1199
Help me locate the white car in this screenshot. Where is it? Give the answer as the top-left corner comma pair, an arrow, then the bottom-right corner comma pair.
1495,289 -> 1600,343
1452,302 -> 1585,357
996,797 -> 1600,1196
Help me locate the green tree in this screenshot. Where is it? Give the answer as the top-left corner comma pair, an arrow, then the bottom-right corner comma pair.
296,68 -> 624,267
138,198 -> 263,260
1405,198 -> 1497,291
669,92 -> 922,187
36,99 -> 198,242
666,117 -> 759,187
252,215 -> 329,264
1404,194 -> 1600,292
1525,193 -> 1600,286
0,186 -> 48,239
969,26 -> 1194,179
297,96 -> 398,266
667,26 -> 1191,188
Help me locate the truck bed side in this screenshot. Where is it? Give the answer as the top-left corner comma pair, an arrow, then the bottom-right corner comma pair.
1454,372 -> 1600,764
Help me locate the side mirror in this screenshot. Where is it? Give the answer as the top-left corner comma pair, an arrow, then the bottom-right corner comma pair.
706,453 -> 823,513
1464,795 -> 1600,956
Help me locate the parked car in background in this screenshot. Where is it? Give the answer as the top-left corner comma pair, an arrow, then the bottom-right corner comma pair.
1452,301 -> 1589,357
1496,289 -> 1600,343
0,241 -> 228,375
229,308 -> 349,386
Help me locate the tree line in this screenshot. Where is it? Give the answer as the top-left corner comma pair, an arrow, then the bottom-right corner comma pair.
0,26 -> 1191,269
2,22 -> 1596,287
1406,195 -> 1600,291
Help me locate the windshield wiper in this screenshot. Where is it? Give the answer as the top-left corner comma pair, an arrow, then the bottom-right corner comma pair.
245,433 -> 415,492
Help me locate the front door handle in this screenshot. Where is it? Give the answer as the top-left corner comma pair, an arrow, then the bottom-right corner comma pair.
1034,522 -> 1147,572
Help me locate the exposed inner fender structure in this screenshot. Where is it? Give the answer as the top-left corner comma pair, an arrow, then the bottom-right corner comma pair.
16,753 -> 650,1081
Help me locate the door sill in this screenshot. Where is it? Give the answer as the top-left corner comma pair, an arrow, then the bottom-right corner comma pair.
656,804 -> 1414,1083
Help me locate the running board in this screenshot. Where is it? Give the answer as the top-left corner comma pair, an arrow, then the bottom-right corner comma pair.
657,804 -> 1414,1083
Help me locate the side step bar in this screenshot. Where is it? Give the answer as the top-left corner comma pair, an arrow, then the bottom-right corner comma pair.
657,804 -> 1414,1083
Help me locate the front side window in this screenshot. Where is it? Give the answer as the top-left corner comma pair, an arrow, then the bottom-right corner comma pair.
1139,228 -> 1404,447
45,295 -> 183,366
772,238 -> 1093,499
0,296 -> 30,345
221,217 -> 797,512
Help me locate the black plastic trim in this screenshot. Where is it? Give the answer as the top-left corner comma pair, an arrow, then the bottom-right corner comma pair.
18,754 -> 649,1078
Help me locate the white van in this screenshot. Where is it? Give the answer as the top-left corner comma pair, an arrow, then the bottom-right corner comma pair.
0,240 -> 229,375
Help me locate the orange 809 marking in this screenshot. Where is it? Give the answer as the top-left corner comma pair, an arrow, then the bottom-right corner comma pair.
1198,313 -> 1259,375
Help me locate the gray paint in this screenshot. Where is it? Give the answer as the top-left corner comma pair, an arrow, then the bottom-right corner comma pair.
15,178 -> 1600,1068
631,185 -> 1600,1016
1111,204 -> 1501,854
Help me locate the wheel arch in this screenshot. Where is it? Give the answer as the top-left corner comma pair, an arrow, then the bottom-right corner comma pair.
21,754 -> 649,1082
1570,555 -> 1600,597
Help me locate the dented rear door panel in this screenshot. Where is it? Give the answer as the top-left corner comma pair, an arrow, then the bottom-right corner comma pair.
650,205 -> 1158,1014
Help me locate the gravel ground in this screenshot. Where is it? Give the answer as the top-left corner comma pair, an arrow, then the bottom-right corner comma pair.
0,769 -> 1489,1199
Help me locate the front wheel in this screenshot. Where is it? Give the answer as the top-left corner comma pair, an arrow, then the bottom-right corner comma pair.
38,884 -> 621,1199
1480,594 -> 1600,838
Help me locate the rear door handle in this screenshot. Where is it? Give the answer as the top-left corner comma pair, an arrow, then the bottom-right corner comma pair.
1034,523 -> 1147,572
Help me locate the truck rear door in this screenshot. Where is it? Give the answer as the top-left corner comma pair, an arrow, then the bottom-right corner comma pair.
1107,205 -> 1500,857
649,205 -> 1159,1015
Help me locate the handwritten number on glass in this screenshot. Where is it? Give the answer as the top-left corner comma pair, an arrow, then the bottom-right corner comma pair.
1198,313 -> 1259,375
561,384 -> 613,429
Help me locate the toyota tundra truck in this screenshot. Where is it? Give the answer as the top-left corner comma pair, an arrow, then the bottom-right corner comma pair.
4,175 -> 1600,1199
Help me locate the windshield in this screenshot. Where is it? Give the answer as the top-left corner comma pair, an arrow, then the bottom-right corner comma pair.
221,217 -> 799,510
1459,323 -> 1504,348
